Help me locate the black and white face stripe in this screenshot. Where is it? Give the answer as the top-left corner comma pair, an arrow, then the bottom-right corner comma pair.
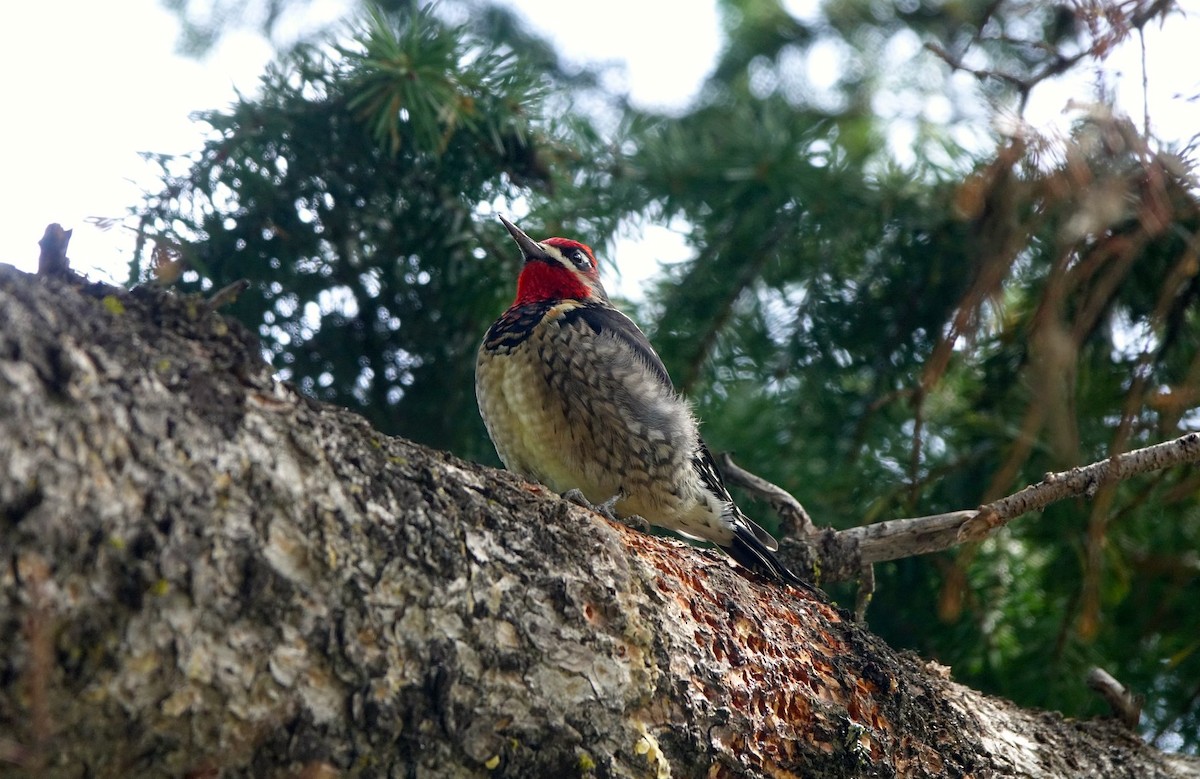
536,243 -> 593,274
540,236 -> 597,274
563,247 -> 593,271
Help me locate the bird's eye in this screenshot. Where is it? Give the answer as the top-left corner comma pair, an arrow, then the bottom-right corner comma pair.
570,249 -> 592,270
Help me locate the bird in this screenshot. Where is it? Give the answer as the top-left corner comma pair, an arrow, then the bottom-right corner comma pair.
475,214 -> 804,585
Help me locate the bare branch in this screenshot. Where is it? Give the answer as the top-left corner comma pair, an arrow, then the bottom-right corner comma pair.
924,41 -> 1031,94
716,451 -> 816,537
204,278 -> 251,311
1087,667 -> 1143,729
731,432 -> 1200,585
959,431 -> 1200,541
846,510 -> 980,565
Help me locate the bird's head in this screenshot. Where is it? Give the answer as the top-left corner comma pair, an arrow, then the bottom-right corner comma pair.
499,215 -> 609,306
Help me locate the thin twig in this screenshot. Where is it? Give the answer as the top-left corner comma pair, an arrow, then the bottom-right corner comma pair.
1140,25 -> 1151,141
925,0 -> 1178,115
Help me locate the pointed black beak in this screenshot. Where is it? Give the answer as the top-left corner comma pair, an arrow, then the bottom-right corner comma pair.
498,215 -> 552,263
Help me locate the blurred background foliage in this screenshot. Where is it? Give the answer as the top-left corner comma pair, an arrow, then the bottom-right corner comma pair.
139,0 -> 1198,751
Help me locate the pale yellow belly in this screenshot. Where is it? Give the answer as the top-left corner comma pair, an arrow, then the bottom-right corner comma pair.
476,346 -> 621,502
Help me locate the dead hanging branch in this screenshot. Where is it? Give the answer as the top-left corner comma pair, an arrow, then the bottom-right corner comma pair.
923,0 -> 1178,110
719,431 -> 1200,585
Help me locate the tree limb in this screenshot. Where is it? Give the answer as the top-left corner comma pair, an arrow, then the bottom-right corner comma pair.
1088,667 -> 1144,730
722,431 -> 1200,585
964,433 -> 1200,536
2,264 -> 1198,777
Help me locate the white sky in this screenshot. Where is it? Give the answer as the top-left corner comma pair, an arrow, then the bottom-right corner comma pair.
2,1 -> 1197,295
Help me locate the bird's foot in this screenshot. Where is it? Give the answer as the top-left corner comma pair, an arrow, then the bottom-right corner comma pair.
563,488 -> 620,520
613,512 -> 651,533
562,489 -> 650,533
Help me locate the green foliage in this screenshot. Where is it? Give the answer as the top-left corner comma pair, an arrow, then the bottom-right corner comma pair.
137,0 -> 1198,752
135,5 -> 576,458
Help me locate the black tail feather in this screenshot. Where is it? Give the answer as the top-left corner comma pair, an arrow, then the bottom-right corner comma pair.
725,526 -> 814,592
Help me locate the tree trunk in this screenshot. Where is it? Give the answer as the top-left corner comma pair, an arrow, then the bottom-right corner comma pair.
1,264 -> 1196,778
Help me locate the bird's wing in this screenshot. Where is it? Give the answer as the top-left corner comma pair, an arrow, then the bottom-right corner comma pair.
565,303 -> 803,585
564,304 -> 674,391
570,304 -> 783,549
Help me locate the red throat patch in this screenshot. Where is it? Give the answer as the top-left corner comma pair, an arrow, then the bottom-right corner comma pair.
514,260 -> 591,305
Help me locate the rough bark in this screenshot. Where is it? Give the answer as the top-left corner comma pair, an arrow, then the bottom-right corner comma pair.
1,264 -> 1197,778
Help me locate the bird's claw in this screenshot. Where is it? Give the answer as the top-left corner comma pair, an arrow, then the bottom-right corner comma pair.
562,488 -> 650,532
563,488 -> 621,520
615,513 -> 651,533
563,487 -> 601,513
